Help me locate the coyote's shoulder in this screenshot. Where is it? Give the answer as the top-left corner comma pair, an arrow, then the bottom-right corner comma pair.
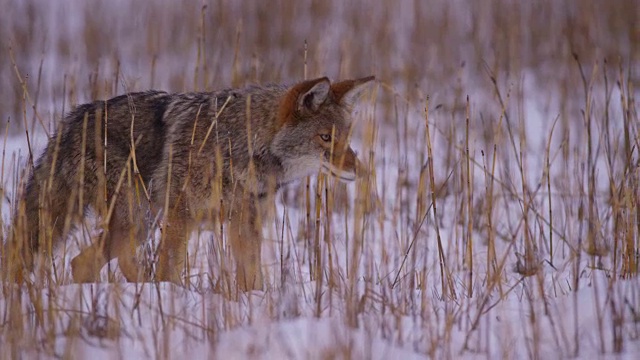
5,76 -> 375,291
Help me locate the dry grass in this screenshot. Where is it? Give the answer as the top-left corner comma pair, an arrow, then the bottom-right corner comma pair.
1,0 -> 639,359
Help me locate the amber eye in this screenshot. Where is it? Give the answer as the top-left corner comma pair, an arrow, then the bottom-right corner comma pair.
319,134 -> 332,142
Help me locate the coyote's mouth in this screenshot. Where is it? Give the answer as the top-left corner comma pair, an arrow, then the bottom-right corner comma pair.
321,163 -> 356,182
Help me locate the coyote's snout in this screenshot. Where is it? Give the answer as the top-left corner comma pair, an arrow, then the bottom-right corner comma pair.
2,75 -> 375,291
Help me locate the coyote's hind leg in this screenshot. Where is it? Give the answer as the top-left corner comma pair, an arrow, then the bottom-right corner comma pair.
71,198 -> 148,283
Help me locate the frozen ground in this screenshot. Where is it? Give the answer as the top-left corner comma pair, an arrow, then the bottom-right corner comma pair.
3,272 -> 639,359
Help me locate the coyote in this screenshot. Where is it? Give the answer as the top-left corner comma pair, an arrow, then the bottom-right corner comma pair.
3,76 -> 374,290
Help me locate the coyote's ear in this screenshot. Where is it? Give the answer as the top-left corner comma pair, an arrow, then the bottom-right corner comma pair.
297,77 -> 330,112
331,76 -> 375,109
279,77 -> 330,126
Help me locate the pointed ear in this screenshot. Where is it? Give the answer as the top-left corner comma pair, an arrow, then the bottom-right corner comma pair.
331,75 -> 375,109
278,77 -> 330,126
297,77 -> 330,112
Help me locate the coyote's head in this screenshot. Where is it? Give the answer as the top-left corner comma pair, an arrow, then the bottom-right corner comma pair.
273,76 -> 374,183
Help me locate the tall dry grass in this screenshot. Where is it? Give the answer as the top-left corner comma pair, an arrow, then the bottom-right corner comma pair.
0,0 -> 639,358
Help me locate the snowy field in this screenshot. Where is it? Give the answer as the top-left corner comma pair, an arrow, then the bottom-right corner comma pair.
1,1 -> 639,359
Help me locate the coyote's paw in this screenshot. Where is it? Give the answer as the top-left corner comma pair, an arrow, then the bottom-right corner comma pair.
154,265 -> 184,285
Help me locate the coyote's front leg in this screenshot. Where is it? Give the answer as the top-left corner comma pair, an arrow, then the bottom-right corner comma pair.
228,190 -> 264,291
155,203 -> 189,284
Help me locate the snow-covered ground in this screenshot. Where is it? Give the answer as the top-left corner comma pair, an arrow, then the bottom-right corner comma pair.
4,271 -> 638,359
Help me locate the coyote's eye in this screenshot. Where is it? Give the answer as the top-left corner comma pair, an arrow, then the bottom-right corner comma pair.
319,134 -> 332,142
